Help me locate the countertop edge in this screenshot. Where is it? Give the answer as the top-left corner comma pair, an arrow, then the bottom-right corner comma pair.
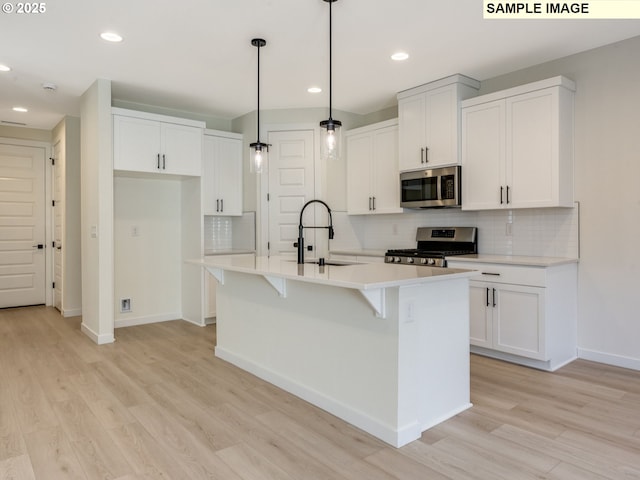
189,256 -> 479,290
446,254 -> 579,267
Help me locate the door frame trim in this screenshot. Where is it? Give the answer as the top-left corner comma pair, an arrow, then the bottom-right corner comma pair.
0,136 -> 53,307
257,123 -> 323,257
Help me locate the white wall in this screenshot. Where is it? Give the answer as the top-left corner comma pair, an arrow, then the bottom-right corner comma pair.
114,176 -> 183,325
80,79 -> 114,344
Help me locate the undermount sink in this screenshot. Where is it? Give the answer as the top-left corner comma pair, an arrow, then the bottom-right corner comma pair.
286,259 -> 359,267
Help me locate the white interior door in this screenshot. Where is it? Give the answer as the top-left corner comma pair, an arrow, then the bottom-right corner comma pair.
52,140 -> 63,311
267,130 -> 316,257
0,143 -> 46,308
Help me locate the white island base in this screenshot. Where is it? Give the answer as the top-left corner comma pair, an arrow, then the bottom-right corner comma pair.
203,257 -> 473,448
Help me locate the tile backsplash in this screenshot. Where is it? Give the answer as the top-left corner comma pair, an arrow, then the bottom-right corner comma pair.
204,212 -> 255,252
206,205 -> 579,259
329,203 -> 580,258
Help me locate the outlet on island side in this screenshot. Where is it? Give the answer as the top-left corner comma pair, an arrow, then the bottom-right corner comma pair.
120,298 -> 131,313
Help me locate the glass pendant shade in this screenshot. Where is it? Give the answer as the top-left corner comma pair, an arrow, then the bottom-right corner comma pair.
249,141 -> 268,174
320,118 -> 341,162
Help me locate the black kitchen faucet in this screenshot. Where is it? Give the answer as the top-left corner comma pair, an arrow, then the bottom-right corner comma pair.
296,199 -> 334,265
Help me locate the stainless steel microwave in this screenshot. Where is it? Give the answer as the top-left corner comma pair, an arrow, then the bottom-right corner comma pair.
400,165 -> 461,208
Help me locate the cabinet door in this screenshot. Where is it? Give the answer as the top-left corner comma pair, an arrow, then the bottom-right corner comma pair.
461,100 -> 505,210
371,126 -> 402,214
113,115 -> 162,173
424,84 -> 458,167
346,132 -> 374,214
398,93 -> 427,171
507,89 -> 558,208
493,284 -> 546,360
161,123 -> 202,176
203,135 -> 243,216
214,136 -> 243,216
469,282 -> 493,348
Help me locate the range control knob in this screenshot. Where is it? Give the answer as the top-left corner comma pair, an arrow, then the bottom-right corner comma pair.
427,258 -> 436,265
394,257 -> 401,263
406,257 -> 414,264
420,258 -> 428,265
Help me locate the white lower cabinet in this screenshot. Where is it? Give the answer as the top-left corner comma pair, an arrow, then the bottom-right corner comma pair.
448,260 -> 577,371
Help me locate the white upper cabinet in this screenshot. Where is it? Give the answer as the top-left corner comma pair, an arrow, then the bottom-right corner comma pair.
113,108 -> 204,177
397,75 -> 480,171
461,76 -> 576,210
346,119 -> 402,215
203,130 -> 243,216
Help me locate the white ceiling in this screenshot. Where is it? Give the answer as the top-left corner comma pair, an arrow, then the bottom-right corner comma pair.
1,0 -> 639,130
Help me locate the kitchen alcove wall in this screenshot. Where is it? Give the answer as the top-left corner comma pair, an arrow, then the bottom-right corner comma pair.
114,175 -> 203,327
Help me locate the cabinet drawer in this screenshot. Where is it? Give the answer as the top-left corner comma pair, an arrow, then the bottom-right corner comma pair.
448,262 -> 546,287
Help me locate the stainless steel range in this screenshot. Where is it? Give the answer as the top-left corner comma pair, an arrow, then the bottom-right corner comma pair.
385,227 -> 477,267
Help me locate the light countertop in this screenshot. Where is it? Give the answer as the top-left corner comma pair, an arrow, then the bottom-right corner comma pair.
447,254 -> 579,267
329,249 -> 387,258
204,249 -> 256,256
192,255 -> 478,290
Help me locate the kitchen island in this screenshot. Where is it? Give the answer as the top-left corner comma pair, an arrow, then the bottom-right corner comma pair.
193,255 -> 478,447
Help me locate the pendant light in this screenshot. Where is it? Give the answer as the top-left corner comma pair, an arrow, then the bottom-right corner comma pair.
250,38 -> 269,174
319,0 -> 341,162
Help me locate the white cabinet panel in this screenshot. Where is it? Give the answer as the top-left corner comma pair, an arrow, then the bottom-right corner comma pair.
203,131 -> 243,216
113,109 -> 203,177
398,75 -> 479,171
346,120 -> 402,215
462,77 -> 575,210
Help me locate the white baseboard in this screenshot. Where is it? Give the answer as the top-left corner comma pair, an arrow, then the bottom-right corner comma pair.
578,348 -> 640,371
216,346 -> 421,448
81,322 -> 115,345
115,312 -> 181,329
181,316 -> 206,327
62,307 -> 82,318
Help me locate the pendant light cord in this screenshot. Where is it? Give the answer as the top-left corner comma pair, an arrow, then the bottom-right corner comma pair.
328,0 -> 333,121
257,41 -> 261,142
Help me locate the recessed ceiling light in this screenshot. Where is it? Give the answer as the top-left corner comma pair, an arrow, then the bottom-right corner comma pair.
307,87 -> 322,94
391,52 -> 409,61
0,64 -> 11,72
13,107 -> 28,113
100,32 -> 123,42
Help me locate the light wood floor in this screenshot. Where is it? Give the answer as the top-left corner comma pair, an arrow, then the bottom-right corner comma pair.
1,307 -> 639,479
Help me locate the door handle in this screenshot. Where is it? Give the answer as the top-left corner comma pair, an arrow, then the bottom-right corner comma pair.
32,244 -> 44,250
157,154 -> 161,169
506,186 -> 510,204
500,186 -> 504,205
486,287 -> 490,307
492,288 -> 497,307
216,199 -> 220,212
220,199 -> 224,212
424,146 -> 428,163
162,154 -> 166,170
372,196 -> 376,211
421,148 -> 425,164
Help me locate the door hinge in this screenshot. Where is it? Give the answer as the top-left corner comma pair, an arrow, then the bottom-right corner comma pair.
52,282 -> 55,289
52,200 -> 56,207
50,157 -> 55,165
267,193 -> 270,201
52,241 -> 55,248
267,242 -> 270,250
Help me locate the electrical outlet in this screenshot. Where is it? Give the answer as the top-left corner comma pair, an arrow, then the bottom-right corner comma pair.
132,225 -> 139,237
120,298 -> 131,313
506,222 -> 513,236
